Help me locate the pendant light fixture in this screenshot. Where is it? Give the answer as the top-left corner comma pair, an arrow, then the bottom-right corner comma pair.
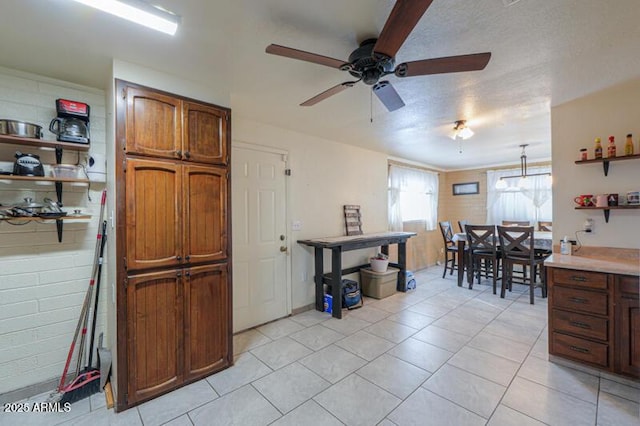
495,144 -> 551,189
70,0 -> 181,35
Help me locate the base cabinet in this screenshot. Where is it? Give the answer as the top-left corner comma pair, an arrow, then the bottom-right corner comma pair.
126,264 -> 230,405
548,267 -> 639,379
615,275 -> 640,377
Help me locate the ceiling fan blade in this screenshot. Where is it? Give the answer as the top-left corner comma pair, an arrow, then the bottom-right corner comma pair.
300,82 -> 355,106
266,44 -> 347,69
395,52 -> 492,77
373,0 -> 434,59
372,81 -> 405,112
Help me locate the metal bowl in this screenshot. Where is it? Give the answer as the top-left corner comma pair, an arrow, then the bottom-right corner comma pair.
0,119 -> 43,139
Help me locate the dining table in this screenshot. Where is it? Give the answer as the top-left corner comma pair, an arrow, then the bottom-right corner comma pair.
452,230 -> 553,288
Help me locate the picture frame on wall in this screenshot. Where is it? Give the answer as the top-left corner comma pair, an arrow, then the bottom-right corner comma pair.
452,181 -> 479,196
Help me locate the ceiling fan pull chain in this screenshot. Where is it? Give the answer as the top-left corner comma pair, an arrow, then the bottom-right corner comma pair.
370,89 -> 373,123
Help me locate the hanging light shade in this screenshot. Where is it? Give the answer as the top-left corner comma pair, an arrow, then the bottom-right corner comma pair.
495,144 -> 551,189
451,120 -> 474,140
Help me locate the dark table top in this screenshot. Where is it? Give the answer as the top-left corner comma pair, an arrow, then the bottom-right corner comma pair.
298,231 -> 416,249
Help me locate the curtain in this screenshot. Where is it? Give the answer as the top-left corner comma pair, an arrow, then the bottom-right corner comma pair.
388,165 -> 439,231
486,165 -> 552,225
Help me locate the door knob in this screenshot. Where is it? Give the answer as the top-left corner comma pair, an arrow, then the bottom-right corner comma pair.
280,246 -> 288,253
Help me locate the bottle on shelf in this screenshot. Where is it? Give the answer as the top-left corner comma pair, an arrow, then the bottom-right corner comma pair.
594,137 -> 603,159
607,135 -> 616,158
579,148 -> 588,161
625,133 -> 634,156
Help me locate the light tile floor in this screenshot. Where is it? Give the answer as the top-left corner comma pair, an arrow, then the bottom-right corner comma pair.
2,268 -> 639,426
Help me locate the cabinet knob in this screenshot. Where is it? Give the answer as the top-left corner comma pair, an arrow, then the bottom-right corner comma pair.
176,150 -> 182,157
185,270 -> 190,277
185,151 -> 191,158
177,255 -> 182,262
176,271 -> 182,278
185,255 -> 190,261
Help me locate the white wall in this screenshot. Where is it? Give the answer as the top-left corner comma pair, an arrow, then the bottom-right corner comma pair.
233,116 -> 389,310
0,67 -> 107,396
551,77 -> 640,249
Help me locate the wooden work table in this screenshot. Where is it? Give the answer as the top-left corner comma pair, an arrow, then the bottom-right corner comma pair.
298,232 -> 416,319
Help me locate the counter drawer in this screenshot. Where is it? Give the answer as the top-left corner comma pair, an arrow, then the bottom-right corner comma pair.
551,309 -> 608,341
551,332 -> 609,368
552,286 -> 608,316
552,268 -> 608,290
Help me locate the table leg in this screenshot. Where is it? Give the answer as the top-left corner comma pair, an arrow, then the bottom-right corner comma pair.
397,242 -> 407,292
331,247 -> 342,319
457,240 -> 465,287
314,247 -> 324,312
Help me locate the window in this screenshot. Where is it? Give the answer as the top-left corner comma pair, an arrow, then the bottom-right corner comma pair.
486,166 -> 552,225
388,164 -> 439,231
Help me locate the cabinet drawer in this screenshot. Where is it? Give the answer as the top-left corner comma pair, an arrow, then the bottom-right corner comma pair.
618,275 -> 639,295
552,286 -> 608,316
551,332 -> 609,368
551,309 -> 608,341
552,268 -> 608,290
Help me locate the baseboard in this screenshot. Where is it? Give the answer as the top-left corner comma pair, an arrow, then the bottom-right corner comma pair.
291,304 -> 314,316
0,376 -> 61,405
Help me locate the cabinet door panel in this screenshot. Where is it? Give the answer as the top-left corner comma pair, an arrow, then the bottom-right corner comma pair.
126,158 -> 182,271
184,165 -> 227,263
126,86 -> 182,159
616,275 -> 639,377
184,264 -> 231,380
127,270 -> 183,404
183,102 -> 228,165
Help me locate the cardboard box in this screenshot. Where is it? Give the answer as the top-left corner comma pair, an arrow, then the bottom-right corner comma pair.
360,267 -> 399,299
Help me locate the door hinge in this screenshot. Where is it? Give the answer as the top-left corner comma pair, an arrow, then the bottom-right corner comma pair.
121,88 -> 126,100
285,169 -> 291,176
123,257 -> 127,270
124,277 -> 128,289
123,158 -> 127,170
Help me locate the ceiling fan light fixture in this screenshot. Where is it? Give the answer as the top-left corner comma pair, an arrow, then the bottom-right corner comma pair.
70,0 -> 180,35
451,120 -> 474,140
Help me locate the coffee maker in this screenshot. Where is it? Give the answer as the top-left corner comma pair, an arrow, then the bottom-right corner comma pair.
49,99 -> 90,144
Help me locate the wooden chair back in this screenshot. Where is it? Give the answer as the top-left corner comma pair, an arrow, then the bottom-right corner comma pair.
538,221 -> 552,231
439,221 -> 455,248
497,226 -> 535,262
466,225 -> 498,254
458,220 -> 469,233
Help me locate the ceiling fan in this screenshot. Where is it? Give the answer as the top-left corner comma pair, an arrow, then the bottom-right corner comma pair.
265,0 -> 491,112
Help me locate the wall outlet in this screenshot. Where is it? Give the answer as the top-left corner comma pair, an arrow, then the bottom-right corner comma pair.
583,218 -> 594,233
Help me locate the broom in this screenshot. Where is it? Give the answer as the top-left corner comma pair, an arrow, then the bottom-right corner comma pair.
48,190 -> 106,403
60,219 -> 108,404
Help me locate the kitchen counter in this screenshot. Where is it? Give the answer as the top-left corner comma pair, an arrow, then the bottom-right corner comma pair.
545,253 -> 639,276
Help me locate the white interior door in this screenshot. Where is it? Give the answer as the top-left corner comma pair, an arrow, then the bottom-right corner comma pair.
232,145 -> 289,332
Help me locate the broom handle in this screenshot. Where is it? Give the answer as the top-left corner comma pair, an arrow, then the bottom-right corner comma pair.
74,190 -> 108,376
88,221 -> 107,368
58,190 -> 107,391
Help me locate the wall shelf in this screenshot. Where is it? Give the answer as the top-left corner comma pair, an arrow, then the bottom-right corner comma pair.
574,205 -> 640,223
0,134 -> 91,242
574,154 -> 640,176
0,215 -> 92,242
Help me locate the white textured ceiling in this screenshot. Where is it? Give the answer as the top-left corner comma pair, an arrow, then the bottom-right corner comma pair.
0,0 -> 639,170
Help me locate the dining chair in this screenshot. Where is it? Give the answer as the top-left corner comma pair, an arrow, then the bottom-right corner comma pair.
465,224 -> 500,294
497,225 -> 547,304
439,221 -> 462,279
501,220 -> 530,226
458,219 -> 469,233
537,221 -> 552,231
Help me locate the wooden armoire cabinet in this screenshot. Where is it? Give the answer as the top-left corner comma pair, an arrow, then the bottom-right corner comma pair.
115,80 -> 232,410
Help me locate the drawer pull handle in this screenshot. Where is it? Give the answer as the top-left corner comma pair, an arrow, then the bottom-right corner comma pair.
568,297 -> 588,304
570,276 -> 587,282
569,321 -> 591,329
569,345 -> 590,354
621,295 -> 638,300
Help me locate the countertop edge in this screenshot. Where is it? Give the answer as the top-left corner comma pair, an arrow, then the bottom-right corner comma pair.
545,254 -> 640,277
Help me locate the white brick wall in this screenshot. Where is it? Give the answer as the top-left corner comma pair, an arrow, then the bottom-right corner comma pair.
0,68 -> 107,396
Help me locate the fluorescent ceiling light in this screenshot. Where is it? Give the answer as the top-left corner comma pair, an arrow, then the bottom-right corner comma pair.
71,0 -> 180,35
